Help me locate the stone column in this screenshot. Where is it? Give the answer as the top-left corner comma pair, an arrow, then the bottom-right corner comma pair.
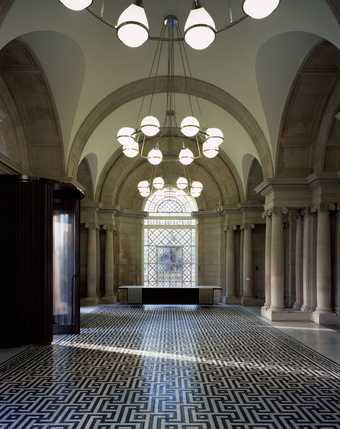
336,208 -> 340,314
263,211 -> 272,309
287,210 -> 296,308
225,226 -> 237,303
241,224 -> 254,305
103,225 -> 115,303
315,206 -> 332,314
301,209 -> 312,312
86,223 -> 98,304
293,212 -> 303,310
270,209 -> 285,311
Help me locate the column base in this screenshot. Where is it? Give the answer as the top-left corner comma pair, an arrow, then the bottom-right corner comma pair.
261,307 -> 312,322
312,310 -> 340,325
100,295 -> 117,304
225,296 -> 241,305
241,296 -> 264,306
292,302 -> 302,310
80,297 -> 99,306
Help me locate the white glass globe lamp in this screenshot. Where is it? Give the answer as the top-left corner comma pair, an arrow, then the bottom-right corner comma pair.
202,139 -> 219,158
191,180 -> 203,193
190,188 -> 201,198
116,2 -> 149,48
141,115 -> 160,137
152,176 -> 165,190
184,4 -> 216,50
137,180 -> 150,193
205,127 -> 224,146
176,177 -> 188,190
147,148 -> 163,165
139,188 -> 151,198
122,140 -> 139,158
117,127 -> 136,146
243,0 -> 280,20
59,0 -> 93,11
179,148 -> 194,166
180,116 -> 200,137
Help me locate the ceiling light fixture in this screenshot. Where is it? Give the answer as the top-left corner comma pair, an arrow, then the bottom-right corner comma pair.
116,0 -> 149,48
58,0 -> 93,11
60,0 -> 281,50
137,167 -> 203,199
115,15 -> 224,166
243,0 -> 280,20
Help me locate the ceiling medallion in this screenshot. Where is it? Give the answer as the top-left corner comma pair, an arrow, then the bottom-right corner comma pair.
116,15 -> 224,167
59,0 -> 281,50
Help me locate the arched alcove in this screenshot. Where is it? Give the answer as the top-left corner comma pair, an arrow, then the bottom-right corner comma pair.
0,39 -> 65,178
97,149 -> 243,211
67,76 -> 273,179
275,41 -> 340,177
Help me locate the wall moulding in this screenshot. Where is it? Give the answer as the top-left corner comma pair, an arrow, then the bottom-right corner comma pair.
256,174 -> 340,211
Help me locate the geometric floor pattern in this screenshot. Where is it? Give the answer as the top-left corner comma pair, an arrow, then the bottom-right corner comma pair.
1,306 -> 340,428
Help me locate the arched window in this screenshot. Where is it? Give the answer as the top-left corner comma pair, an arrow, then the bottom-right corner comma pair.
144,187 -> 198,215
143,187 -> 198,287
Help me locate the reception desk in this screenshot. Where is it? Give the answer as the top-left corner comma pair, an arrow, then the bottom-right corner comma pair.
119,286 -> 222,305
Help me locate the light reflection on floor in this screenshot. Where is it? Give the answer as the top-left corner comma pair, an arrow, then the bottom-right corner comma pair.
1,305 -> 340,428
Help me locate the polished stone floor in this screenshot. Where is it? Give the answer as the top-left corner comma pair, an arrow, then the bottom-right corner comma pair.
0,305 -> 340,428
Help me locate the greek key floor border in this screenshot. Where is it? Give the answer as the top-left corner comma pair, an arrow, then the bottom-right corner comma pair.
0,305 -> 340,428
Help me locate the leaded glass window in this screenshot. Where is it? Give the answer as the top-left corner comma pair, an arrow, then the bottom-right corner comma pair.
144,187 -> 197,288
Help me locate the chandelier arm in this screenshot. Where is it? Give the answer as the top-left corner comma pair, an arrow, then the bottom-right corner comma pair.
85,6 -> 249,41
217,15 -> 248,33
86,7 -> 117,30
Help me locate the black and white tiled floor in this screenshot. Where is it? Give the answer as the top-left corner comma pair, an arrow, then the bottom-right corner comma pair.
1,305 -> 340,428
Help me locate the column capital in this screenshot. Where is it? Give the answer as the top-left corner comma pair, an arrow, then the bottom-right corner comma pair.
241,223 -> 255,230
224,225 -> 238,232
262,210 -> 272,219
301,207 -> 312,217
312,203 -> 337,213
102,224 -> 115,232
271,207 -> 288,216
85,223 -> 99,230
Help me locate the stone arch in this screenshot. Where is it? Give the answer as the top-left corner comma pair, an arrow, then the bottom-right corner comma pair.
77,156 -> 95,200
67,76 -> 273,179
0,38 -> 65,178
256,31 -> 323,165
275,41 -> 340,177
313,75 -> 340,174
19,30 -> 86,154
97,148 -> 244,211
246,158 -> 264,203
0,1 -> 14,26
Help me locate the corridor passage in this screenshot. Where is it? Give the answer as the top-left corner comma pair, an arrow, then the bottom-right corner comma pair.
1,306 -> 340,428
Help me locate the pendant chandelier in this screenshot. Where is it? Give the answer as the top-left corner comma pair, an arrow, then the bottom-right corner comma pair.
137,166 -> 203,199
116,15 -> 224,167
59,0 -> 281,50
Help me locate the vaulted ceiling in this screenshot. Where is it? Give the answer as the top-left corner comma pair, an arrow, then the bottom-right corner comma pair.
1,0 -> 340,199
